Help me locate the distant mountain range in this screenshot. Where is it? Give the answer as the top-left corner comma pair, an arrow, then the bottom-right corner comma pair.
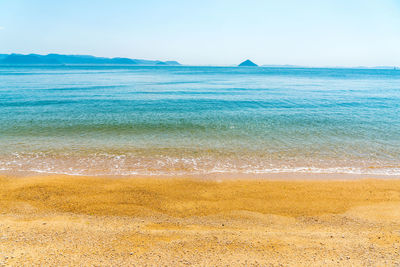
0,53 -> 181,66
236,59 -> 398,69
261,64 -> 399,69
261,65 -> 399,70
0,54 -> 397,69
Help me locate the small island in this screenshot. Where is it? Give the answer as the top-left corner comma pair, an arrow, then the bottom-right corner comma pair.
238,59 -> 258,67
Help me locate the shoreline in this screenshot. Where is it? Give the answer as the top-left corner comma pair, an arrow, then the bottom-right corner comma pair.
2,170 -> 400,181
1,174 -> 400,265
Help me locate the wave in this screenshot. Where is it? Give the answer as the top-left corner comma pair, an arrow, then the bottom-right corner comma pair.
1,163 -> 400,177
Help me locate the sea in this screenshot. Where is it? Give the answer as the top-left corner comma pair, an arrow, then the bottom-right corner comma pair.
1,65 -> 399,177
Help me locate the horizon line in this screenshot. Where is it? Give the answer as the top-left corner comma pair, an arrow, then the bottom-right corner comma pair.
0,52 -> 399,69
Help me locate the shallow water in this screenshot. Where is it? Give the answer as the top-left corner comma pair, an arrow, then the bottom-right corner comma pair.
1,65 -> 399,176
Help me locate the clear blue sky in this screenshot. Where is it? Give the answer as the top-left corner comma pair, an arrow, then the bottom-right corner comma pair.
0,0 -> 399,66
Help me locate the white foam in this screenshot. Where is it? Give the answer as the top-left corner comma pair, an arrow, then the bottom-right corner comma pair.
1,154 -> 400,177
0,166 -> 398,177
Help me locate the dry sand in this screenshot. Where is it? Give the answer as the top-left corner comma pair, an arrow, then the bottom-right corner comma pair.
0,175 -> 400,266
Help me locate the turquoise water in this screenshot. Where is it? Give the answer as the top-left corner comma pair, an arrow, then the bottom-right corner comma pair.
1,65 -> 400,176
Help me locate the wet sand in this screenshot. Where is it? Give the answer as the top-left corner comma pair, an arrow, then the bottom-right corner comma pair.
1,175 -> 400,266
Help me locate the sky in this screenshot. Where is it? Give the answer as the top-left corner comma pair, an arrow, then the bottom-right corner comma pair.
0,0 -> 399,66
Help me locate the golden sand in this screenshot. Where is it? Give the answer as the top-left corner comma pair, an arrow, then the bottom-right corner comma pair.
1,175 -> 400,266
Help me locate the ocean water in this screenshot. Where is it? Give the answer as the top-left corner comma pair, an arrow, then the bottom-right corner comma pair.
0,65 -> 399,176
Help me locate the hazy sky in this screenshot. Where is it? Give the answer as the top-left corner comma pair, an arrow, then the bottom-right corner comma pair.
0,0 -> 399,66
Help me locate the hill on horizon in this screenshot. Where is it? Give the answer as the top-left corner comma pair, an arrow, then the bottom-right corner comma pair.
238,59 -> 258,67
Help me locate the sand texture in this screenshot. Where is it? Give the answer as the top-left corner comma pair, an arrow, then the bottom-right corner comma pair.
1,175 -> 400,266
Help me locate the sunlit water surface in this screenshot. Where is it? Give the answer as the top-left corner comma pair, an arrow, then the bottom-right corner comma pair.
1,65 -> 399,176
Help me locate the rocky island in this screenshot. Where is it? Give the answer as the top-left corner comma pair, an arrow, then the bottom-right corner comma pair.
238,59 -> 258,67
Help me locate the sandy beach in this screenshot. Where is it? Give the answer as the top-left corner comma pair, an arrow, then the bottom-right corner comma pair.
0,175 -> 399,266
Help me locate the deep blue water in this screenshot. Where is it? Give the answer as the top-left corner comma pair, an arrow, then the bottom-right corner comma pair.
0,65 -> 399,176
